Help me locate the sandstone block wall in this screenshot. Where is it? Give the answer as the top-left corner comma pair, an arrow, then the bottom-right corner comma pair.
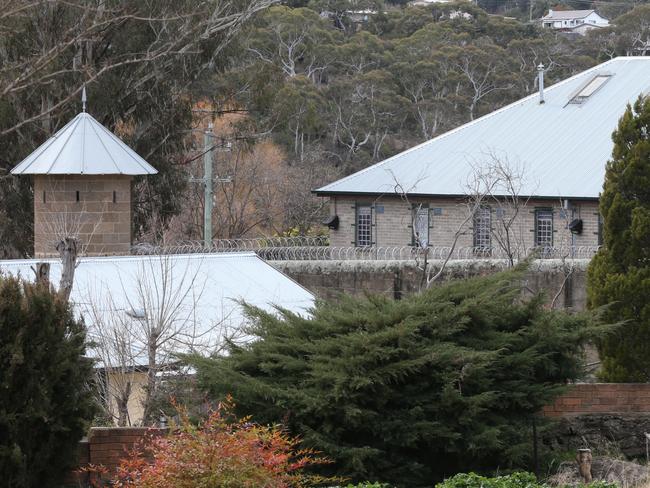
273,259 -> 589,309
34,175 -> 132,256
328,196 -> 600,250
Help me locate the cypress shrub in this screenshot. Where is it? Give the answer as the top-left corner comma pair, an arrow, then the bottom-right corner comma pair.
0,276 -> 95,487
587,96 -> 650,381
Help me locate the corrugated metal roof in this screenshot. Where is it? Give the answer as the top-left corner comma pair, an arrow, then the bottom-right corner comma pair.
542,9 -> 595,20
316,57 -> 650,199
0,253 -> 314,365
11,112 -> 158,175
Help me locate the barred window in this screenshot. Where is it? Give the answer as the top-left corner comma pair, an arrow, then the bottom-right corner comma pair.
473,206 -> 491,249
413,206 -> 429,247
535,208 -> 553,247
356,205 -> 372,247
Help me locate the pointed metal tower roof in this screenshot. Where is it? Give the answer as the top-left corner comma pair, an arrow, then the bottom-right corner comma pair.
11,112 -> 158,175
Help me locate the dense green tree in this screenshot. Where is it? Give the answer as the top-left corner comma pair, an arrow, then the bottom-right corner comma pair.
579,5 -> 650,62
246,6 -> 341,81
392,58 -> 452,140
597,5 -> 650,57
334,31 -> 389,76
0,276 -> 95,487
328,68 -> 408,168
271,76 -> 329,159
587,96 -> 650,382
190,268 -> 602,487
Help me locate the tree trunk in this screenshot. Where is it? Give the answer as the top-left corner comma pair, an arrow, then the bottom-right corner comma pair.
117,380 -> 132,427
35,262 -> 50,287
57,237 -> 78,302
142,342 -> 157,425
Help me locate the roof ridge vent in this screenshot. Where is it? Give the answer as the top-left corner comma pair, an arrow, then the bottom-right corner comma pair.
568,72 -> 612,105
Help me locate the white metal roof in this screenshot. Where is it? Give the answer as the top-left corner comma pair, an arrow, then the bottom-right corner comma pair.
316,57 -> 650,199
0,253 -> 314,365
542,9 -> 595,20
11,112 -> 158,175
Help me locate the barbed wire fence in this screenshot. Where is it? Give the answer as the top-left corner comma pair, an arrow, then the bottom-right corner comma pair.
131,237 -> 601,261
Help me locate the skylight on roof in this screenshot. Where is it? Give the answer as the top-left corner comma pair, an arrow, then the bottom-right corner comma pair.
570,74 -> 611,104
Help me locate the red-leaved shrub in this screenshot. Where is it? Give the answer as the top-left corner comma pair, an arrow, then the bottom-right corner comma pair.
113,397 -> 337,487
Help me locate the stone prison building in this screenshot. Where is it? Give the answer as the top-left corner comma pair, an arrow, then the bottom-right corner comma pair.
316,57 -> 650,254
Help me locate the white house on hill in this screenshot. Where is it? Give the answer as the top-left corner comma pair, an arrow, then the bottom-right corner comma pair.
315,57 -> 650,258
541,9 -> 609,35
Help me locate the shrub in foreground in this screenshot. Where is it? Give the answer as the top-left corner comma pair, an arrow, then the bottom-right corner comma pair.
436,472 -> 616,488
113,397 -> 337,487
334,484 -> 391,488
0,276 -> 95,487
191,267 -> 608,486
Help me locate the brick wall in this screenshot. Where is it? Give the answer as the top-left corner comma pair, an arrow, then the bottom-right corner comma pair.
34,175 -> 133,257
64,385 -> 650,484
543,384 -> 650,417
67,426 -> 166,486
328,195 -> 600,249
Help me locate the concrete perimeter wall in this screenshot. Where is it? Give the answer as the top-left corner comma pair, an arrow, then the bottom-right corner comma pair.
272,259 -> 589,310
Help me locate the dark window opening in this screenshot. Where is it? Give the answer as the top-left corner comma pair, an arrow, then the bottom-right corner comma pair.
113,190 -> 117,203
42,191 -> 46,203
75,190 -> 80,202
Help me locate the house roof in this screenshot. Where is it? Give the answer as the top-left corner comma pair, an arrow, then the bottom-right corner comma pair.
315,57 -> 650,200
568,23 -> 606,31
0,253 -> 314,366
11,112 -> 158,175
542,9 -> 596,20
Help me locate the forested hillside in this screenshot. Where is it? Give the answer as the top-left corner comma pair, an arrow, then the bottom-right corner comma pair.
189,0 -> 649,239
1,0 -> 649,252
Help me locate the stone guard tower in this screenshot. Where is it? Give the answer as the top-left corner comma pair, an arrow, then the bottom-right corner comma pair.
12,107 -> 157,257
